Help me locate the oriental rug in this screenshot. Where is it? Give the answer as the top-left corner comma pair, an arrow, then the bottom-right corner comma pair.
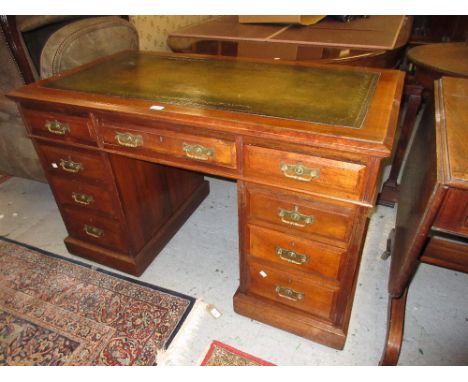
0,237 -> 195,365
200,340 -> 275,366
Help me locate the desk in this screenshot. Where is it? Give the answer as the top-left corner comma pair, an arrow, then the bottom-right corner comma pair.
8,51 -> 403,349
380,77 -> 468,365
168,16 -> 413,67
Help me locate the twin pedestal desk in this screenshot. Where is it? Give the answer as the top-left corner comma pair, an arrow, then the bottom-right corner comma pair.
9,52 -> 404,349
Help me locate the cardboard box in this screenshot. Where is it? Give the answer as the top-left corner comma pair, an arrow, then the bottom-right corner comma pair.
238,16 -> 325,26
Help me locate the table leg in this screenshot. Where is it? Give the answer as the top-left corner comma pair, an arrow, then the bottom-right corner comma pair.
378,84 -> 423,207
379,288 -> 408,366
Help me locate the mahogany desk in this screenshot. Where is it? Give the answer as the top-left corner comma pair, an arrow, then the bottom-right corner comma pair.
8,52 -> 404,349
380,77 -> 468,365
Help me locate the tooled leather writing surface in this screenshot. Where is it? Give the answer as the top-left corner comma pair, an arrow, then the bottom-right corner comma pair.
44,52 -> 379,129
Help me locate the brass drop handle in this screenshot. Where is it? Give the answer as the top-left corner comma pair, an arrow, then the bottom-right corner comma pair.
182,143 -> 214,161
72,192 -> 94,205
59,159 -> 83,173
115,132 -> 143,148
84,224 -> 104,238
275,285 -> 304,302
45,120 -> 70,135
276,246 -> 309,265
280,162 -> 320,182
277,205 -> 314,227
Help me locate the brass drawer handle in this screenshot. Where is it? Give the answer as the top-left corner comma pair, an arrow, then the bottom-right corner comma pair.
276,246 -> 309,265
72,192 -> 94,205
275,285 -> 304,302
182,143 -> 214,161
45,120 -> 70,135
83,224 -> 104,238
280,162 -> 320,182
59,159 -> 83,173
277,205 -> 314,227
115,132 -> 143,148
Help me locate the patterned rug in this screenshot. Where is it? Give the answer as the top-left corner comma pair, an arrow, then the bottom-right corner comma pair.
0,237 -> 195,365
200,340 -> 275,366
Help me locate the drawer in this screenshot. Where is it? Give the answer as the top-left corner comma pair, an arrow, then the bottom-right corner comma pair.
246,185 -> 356,247
22,106 -> 96,146
49,176 -> 121,219
101,124 -> 237,169
244,145 -> 366,200
35,142 -> 110,183
247,260 -> 337,321
247,224 -> 344,281
61,207 -> 129,253
433,188 -> 468,238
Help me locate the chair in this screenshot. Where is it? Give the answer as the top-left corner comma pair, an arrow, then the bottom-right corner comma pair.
0,16 -> 138,181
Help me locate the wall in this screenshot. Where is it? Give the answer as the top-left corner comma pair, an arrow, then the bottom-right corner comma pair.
130,16 -> 214,52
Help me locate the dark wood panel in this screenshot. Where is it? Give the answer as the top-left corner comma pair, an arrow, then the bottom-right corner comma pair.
109,154 -> 206,253
387,99 -> 444,297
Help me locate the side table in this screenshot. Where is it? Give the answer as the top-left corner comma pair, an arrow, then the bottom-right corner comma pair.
378,42 -> 468,207
379,76 -> 468,365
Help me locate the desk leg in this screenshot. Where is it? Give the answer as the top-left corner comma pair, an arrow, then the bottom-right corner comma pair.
378,84 -> 423,207
379,288 -> 408,366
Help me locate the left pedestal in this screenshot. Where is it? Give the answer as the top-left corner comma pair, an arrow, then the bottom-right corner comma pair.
21,103 -> 208,276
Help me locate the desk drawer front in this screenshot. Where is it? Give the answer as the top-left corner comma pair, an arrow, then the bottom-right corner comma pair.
244,145 -> 366,200
248,224 -> 344,280
247,186 -> 356,247
102,125 -> 237,169
247,260 -> 337,321
22,107 -> 96,146
49,176 -> 120,219
433,189 -> 468,238
36,142 -> 110,183
62,208 -> 129,253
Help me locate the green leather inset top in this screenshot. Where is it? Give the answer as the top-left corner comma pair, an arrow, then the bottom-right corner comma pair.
44,52 -> 380,128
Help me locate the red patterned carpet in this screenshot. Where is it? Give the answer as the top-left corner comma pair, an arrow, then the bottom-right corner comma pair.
201,340 -> 275,366
0,237 -> 195,365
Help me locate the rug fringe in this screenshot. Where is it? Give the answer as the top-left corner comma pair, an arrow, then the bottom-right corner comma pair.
157,299 -> 208,366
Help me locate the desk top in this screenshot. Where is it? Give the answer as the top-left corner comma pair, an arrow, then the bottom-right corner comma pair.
9,51 -> 404,157
435,76 -> 468,189
43,52 -> 379,129
169,15 -> 412,51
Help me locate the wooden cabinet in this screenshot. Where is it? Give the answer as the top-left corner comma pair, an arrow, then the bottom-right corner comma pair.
9,52 -> 403,349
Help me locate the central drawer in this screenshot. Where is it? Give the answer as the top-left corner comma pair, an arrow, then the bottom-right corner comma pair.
101,123 -> 237,170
